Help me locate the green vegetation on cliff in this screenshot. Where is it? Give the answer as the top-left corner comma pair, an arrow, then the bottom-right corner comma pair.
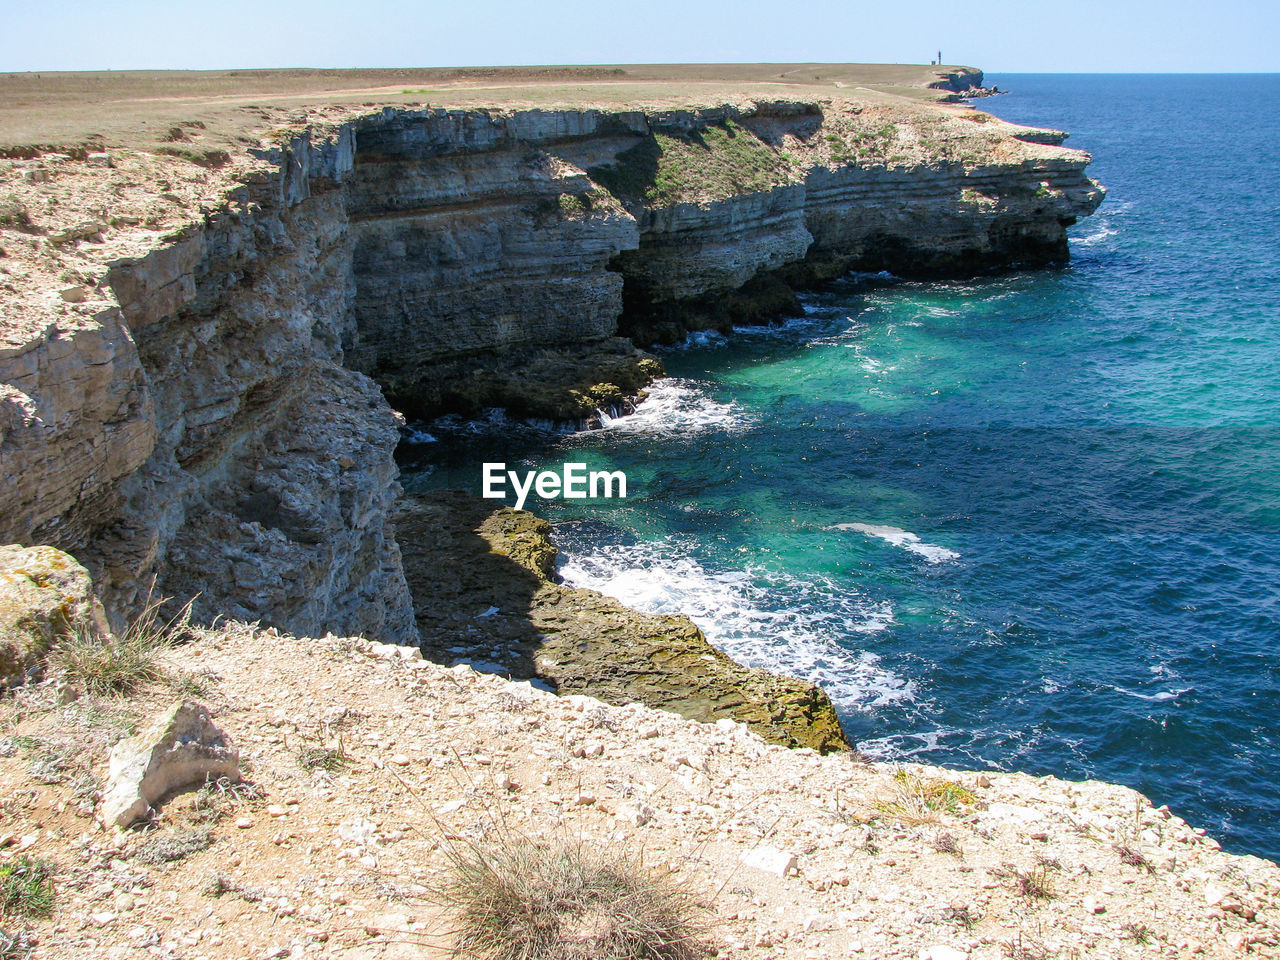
589,120 -> 795,206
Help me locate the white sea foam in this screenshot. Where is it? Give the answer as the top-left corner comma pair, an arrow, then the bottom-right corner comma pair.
599,378 -> 750,436
1073,224 -> 1119,247
401,426 -> 439,444
668,329 -> 729,350
1112,684 -> 1194,703
556,536 -> 912,713
831,522 -> 961,563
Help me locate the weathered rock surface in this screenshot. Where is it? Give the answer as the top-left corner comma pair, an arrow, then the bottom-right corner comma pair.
396,490 -> 850,753
0,543 -> 108,688
99,699 -> 239,829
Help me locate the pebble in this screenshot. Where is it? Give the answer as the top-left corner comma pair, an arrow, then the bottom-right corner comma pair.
267,804 -> 289,817
235,817 -> 254,829
389,753 -> 410,766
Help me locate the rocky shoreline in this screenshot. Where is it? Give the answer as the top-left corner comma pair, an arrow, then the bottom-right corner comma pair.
395,491 -> 849,753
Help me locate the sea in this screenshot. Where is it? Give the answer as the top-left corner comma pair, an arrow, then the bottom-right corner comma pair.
399,75 -> 1280,862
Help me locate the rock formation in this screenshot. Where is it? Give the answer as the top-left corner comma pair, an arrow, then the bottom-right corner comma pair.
0,544 -> 109,688
98,699 -> 240,829
0,92 -> 1103,730
395,491 -> 850,752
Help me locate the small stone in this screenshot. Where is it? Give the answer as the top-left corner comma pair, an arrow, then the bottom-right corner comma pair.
235,817 -> 253,829
1082,896 -> 1104,914
86,152 -> 113,167
389,753 -> 410,766
267,804 -> 288,817
1204,883 -> 1231,906
59,285 -> 87,302
90,911 -> 117,926
574,792 -> 596,806
920,947 -> 968,960
740,846 -> 797,877
618,800 -> 655,827
99,700 -> 240,829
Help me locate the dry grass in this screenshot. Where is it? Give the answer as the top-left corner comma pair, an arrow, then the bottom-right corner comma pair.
0,858 -> 53,920
50,597 -> 192,697
0,926 -> 35,959
438,835 -> 711,960
874,769 -> 976,824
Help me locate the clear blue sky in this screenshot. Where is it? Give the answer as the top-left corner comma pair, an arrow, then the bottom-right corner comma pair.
3,0 -> 1274,73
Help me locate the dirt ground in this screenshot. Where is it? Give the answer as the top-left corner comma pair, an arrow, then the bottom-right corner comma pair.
1,625 -> 1276,959
0,63 -> 970,155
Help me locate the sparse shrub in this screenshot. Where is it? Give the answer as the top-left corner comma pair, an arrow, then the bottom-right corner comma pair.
1002,932 -> 1049,960
1121,922 -> 1154,944
296,745 -> 347,772
931,831 -> 961,856
134,827 -> 213,865
0,926 -> 35,959
51,597 -> 192,696
1014,865 -> 1054,901
154,145 -> 231,169
188,775 -> 261,825
200,872 -> 263,902
941,903 -> 980,929
0,197 -> 31,231
1112,843 -> 1155,873
439,836 -> 710,960
0,858 -> 53,919
874,770 -> 975,824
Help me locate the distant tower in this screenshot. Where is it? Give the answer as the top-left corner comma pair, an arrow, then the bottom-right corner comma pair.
938,50 -> 943,64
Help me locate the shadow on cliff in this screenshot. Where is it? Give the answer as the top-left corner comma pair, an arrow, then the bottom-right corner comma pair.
395,489 -> 561,689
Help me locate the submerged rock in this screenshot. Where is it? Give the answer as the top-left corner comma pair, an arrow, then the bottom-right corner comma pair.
396,491 -> 851,753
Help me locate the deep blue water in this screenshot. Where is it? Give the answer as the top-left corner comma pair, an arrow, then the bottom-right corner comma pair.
403,76 -> 1280,861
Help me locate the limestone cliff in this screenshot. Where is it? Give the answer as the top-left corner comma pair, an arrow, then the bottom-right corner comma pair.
0,92 -> 1102,655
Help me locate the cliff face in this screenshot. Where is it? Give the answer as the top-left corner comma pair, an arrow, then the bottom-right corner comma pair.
343,109 -> 648,420
1,138 -> 416,640
0,95 -> 1102,647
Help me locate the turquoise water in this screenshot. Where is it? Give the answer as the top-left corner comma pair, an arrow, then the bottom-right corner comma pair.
402,75 -> 1280,861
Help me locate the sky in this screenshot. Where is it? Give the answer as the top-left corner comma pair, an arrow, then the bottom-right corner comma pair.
2,0 -> 1275,73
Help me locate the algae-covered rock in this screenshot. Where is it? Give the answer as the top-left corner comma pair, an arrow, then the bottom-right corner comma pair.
0,543 -> 108,688
397,492 -> 851,753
